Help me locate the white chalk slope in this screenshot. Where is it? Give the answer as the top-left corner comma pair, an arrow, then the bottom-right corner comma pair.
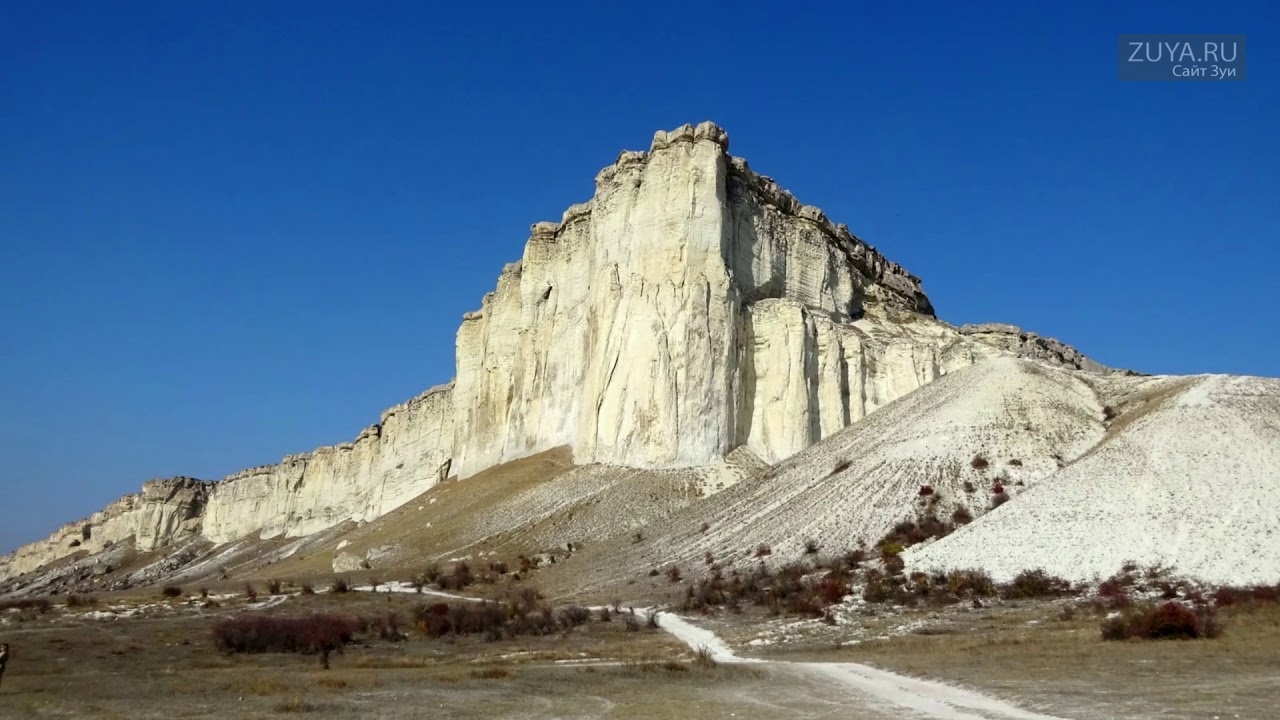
625,357 -> 1109,570
910,373 -> 1280,585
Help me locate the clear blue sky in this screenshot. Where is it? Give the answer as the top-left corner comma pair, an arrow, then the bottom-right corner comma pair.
2,1 -> 1276,553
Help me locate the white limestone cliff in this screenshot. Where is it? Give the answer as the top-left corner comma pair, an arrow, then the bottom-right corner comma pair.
0,122 -> 1113,580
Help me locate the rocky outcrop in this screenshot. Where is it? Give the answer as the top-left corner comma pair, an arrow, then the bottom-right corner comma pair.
1,122 -> 1116,580
0,477 -> 209,578
958,323 -> 1108,372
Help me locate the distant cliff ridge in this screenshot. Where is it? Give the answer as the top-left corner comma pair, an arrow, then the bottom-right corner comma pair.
0,122 -> 1116,580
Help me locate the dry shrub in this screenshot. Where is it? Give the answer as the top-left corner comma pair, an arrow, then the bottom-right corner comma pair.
160,585 -> 183,598
1212,584 -> 1280,607
212,613 -> 360,655
754,544 -> 772,558
266,579 -> 284,595
1102,602 -> 1222,641
244,583 -> 259,602
970,455 -> 989,469
330,577 -> 350,594
1000,569 -> 1073,599
804,538 -> 820,555
665,565 -> 683,583
471,667 -> 510,680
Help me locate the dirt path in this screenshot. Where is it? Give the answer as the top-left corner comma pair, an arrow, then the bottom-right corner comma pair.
654,612 -> 1069,720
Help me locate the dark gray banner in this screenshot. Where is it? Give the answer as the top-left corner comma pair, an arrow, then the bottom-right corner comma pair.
1119,34 -> 1246,81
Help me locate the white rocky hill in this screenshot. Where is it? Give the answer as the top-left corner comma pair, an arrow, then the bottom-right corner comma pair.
909,372 -> 1280,585
0,122 -> 1133,585
549,360 -> 1280,592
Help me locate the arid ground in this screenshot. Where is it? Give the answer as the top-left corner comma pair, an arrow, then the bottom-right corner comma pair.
2,580 -> 1277,720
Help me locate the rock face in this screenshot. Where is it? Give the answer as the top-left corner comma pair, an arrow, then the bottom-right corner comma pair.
0,122 -> 1115,580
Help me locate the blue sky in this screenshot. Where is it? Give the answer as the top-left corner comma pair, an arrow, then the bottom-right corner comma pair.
1,1 -> 1276,553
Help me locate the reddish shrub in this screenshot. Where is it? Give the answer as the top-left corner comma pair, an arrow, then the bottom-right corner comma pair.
1103,602 -> 1221,641
1213,584 -> 1280,607
212,613 -> 360,655
817,577 -> 850,605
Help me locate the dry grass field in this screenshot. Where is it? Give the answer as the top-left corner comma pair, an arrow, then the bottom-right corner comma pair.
0,588 -> 906,720
752,599 -> 1280,720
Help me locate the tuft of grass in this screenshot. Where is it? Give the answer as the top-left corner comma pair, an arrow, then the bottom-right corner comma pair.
804,538 -> 820,555
470,667 -> 510,680
273,695 -> 319,713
